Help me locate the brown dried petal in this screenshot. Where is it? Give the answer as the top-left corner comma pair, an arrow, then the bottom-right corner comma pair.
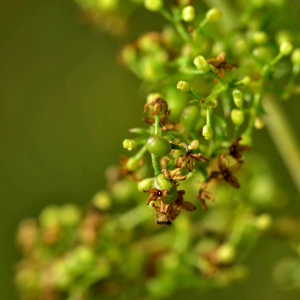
226,174 -> 240,189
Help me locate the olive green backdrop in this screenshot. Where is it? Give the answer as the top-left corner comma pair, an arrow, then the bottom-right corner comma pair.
1,0 -> 300,299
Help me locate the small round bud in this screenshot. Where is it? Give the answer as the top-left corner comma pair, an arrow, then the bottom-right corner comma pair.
231,109 -> 244,125
202,125 -> 213,140
92,191 -> 111,210
275,30 -> 292,46
147,92 -> 162,103
126,157 -> 139,171
205,8 -> 222,22
39,206 -> 60,228
182,6 -> 195,22
210,99 -> 218,108
236,39 -> 248,53
177,80 -> 191,92
188,140 -> 199,150
58,204 -> 81,227
256,214 -> 272,230
144,0 -> 163,11
254,116 -> 265,129
216,244 -> 236,264
146,135 -> 172,157
280,42 -> 293,56
291,48 -> 300,65
123,139 -> 138,151
252,31 -> 268,44
241,76 -> 251,87
138,177 -> 154,192
193,56 -> 211,73
232,89 -> 243,108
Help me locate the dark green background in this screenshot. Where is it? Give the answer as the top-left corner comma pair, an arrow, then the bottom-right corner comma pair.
1,1 -> 300,299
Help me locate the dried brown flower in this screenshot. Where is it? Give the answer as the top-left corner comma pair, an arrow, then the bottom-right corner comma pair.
225,137 -> 250,160
143,98 -> 168,117
176,151 -> 209,172
162,168 -> 188,187
197,181 -> 215,210
210,154 -> 243,188
143,188 -> 168,205
207,52 -> 238,83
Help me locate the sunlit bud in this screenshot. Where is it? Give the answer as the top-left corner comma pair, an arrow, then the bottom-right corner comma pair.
126,157 -> 139,171
177,80 -> 191,92
58,204 -> 81,227
39,206 -> 60,227
202,125 -> 213,140
232,89 -> 243,108
275,30 -> 292,46
205,8 -> 222,22
123,139 -> 138,151
291,48 -> 300,65
210,99 -> 218,108
193,56 -> 211,73
256,213 -> 272,230
254,116 -> 265,129
280,42 -> 293,56
188,140 -> 199,150
144,0 -> 163,11
182,6 -> 195,22
147,92 -> 162,103
252,31 -> 268,44
231,109 -> 244,125
92,191 -> 112,210
138,177 -> 154,192
236,39 -> 248,53
241,76 -> 251,87
216,244 -> 236,264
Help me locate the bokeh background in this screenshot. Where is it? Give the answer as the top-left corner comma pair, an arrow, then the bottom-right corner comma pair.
1,0 -> 300,299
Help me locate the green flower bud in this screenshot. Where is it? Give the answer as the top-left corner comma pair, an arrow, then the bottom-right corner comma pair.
231,109 -> 244,125
58,204 -> 81,227
280,42 -> 293,56
51,260 -> 73,289
123,139 -> 138,151
205,8 -> 222,22
180,105 -> 200,131
252,31 -> 268,44
240,134 -> 252,146
241,76 -> 251,87
253,46 -> 273,62
275,30 -> 292,46
256,213 -> 272,230
147,92 -> 162,103
144,0 -> 163,11
138,177 -> 154,192
126,157 -> 139,171
210,99 -> 218,108
216,244 -> 236,264
146,135 -> 172,157
254,116 -> 265,129
182,6 -> 195,22
202,125 -> 213,140
92,191 -> 111,210
39,205 -> 60,228
291,48 -> 300,65
193,56 -> 211,73
232,89 -> 243,108
177,80 -> 191,92
188,140 -> 199,150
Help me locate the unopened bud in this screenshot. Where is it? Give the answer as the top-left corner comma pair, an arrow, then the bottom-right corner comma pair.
138,178 -> 154,192
202,125 -> 213,140
147,92 -> 162,103
252,31 -> 268,44
126,157 -> 139,171
182,6 -> 195,22
188,140 -> 199,150
123,139 -> 138,151
231,109 -> 244,125
291,48 -> 300,65
232,89 -> 243,108
216,244 -> 236,264
144,0 -> 163,11
92,191 -> 111,210
177,80 -> 191,92
280,42 -> 293,56
194,56 -> 211,73
206,8 -> 222,22
256,214 -> 272,230
254,116 -> 265,129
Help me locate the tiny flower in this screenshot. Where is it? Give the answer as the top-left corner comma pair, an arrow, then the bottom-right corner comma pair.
144,0 -> 163,12
123,139 -> 138,151
188,140 -> 199,150
143,188 -> 168,205
252,31 -> 268,44
210,99 -> 218,108
176,147 -> 209,172
194,55 -> 211,73
147,92 -> 163,103
197,181 -> 215,210
177,80 -> 191,92
205,8 -> 222,23
163,168 -> 188,187
231,109 -> 244,125
280,42 -> 293,56
225,137 -> 250,160
232,89 -> 243,108
182,6 -> 195,22
144,97 -> 169,117
210,154 -> 243,188
202,124 -> 213,140
206,52 -> 238,83
254,116 -> 265,129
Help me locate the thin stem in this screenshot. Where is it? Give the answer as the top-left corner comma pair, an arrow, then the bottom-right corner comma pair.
151,154 -> 161,177
206,108 -> 211,126
206,85 -> 226,101
154,115 -> 160,135
134,145 -> 148,161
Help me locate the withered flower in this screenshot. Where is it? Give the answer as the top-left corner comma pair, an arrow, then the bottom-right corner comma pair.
225,137 -> 250,160
119,156 -> 144,181
162,168 -> 188,187
210,154 -> 243,188
143,98 -> 168,117
176,151 -> 209,172
143,115 -> 181,132
143,188 -> 168,205
207,52 -> 238,83
197,181 -> 215,210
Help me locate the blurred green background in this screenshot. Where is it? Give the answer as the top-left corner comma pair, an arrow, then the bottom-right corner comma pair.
1,0 -> 300,299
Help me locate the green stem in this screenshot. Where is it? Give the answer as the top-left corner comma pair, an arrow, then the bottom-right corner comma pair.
206,108 -> 211,126
151,154 -> 161,177
206,85 -> 226,101
154,115 -> 160,135
134,145 -> 147,161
